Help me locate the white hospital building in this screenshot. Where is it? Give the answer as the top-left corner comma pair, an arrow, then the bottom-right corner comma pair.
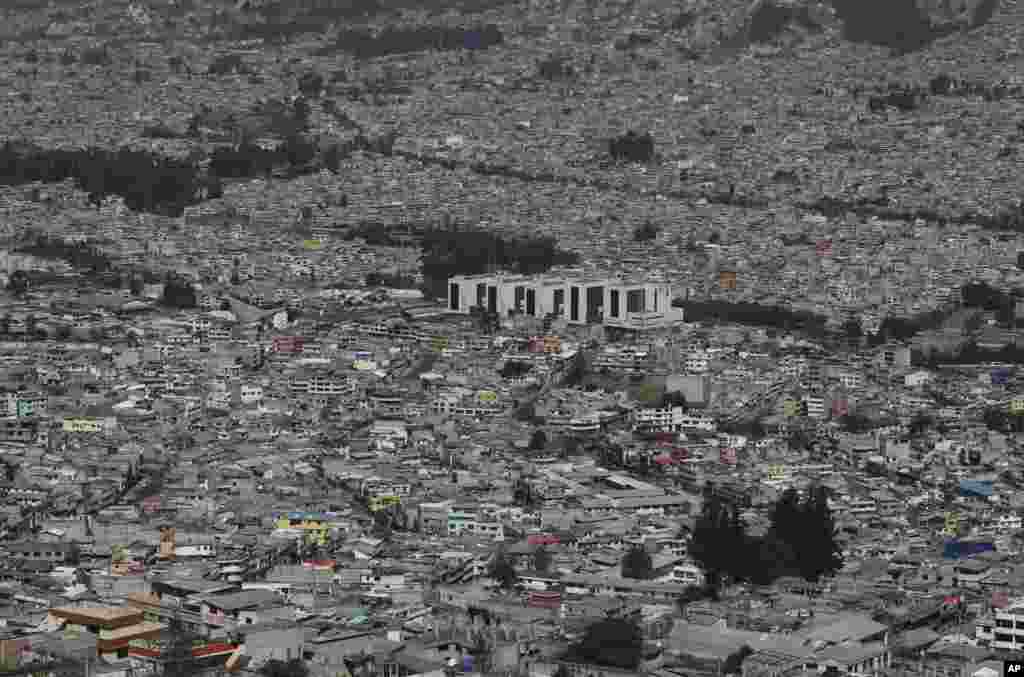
446,273 -> 683,331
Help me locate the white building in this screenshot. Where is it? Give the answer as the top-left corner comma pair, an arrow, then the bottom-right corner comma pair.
684,353 -> 709,373
447,273 -> 683,330
805,396 -> 826,420
633,406 -> 716,433
977,598 -> 1024,650
240,384 -> 263,405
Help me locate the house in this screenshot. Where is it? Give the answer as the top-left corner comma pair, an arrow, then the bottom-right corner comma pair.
200,589 -> 290,629
9,541 -> 78,564
953,559 -> 991,589
816,642 -> 892,676
905,370 -> 934,388
232,620 -> 304,662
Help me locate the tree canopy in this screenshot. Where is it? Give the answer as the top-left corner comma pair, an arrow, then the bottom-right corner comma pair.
260,659 -> 309,677
488,548 -> 517,589
567,617 -> 643,670
690,483 -> 843,590
621,545 -> 654,580
533,546 -> 552,573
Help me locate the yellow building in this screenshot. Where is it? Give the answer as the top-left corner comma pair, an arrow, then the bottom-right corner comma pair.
367,495 -> 401,512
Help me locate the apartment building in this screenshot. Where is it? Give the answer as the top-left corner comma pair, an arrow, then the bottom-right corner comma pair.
633,406 -> 716,433
977,598 -> 1024,650
447,273 -> 683,330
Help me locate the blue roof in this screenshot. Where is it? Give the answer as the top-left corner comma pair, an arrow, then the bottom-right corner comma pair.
959,480 -> 993,496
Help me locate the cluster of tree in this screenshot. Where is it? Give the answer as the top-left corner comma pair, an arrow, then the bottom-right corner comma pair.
161,613 -> 206,677
871,306 -> 956,343
207,53 -> 252,76
298,71 -> 324,98
513,477 -> 539,508
689,484 -> 843,589
141,123 -> 183,139
419,227 -> 579,299
80,44 -> 113,66
609,131 -> 655,163
927,73 -> 1023,100
744,1 -> 821,44
260,659 -> 308,677
538,54 -> 575,80
837,412 -> 876,433
561,350 -> 589,388
499,360 -> 533,379
633,221 -> 661,242
533,546 -> 552,572
160,275 -> 197,309
986,405 -> 1024,434
868,88 -> 925,112
239,0 -> 385,42
614,31 -> 655,50
810,194 -> 1024,239
17,234 -> 114,273
830,0 -> 961,53
363,271 -> 417,288
0,143 -> 212,216
802,195 -> 958,225
671,10 -> 697,29
660,390 -> 688,409
487,547 -> 518,589
324,24 -> 503,59
469,306 -> 502,334
563,617 -> 644,670
921,341 -> 1024,366
209,135 -> 318,178
674,299 -> 831,336
976,202 -> 1024,233
621,545 -> 654,579
961,281 -> 1016,317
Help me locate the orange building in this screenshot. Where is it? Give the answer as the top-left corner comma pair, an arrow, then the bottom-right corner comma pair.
49,606 -> 164,659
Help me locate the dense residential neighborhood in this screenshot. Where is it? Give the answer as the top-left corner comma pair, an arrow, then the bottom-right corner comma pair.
0,0 -> 1023,676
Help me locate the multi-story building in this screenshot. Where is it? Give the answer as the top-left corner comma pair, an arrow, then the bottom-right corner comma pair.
977,599 -> 1024,650
49,605 -> 165,659
633,406 -> 716,433
684,353 -> 709,373
445,508 -> 504,540
447,273 -> 683,330
592,346 -> 654,372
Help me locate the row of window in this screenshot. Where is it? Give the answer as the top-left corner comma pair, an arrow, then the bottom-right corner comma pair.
451,283 -> 655,320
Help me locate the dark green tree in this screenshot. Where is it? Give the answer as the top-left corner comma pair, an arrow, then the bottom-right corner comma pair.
488,548 -> 517,589
662,390 -> 688,409
688,489 -> 734,591
769,487 -> 804,550
562,349 -> 589,387
633,220 -> 660,242
532,546 -> 552,573
569,617 -> 643,670
298,71 -> 324,98
513,478 -> 536,508
621,545 -> 654,579
160,612 -> 202,677
528,429 -> 547,451
722,646 -> 754,676
7,270 -> 29,294
798,485 -> 843,582
160,276 -> 196,308
260,659 -> 309,677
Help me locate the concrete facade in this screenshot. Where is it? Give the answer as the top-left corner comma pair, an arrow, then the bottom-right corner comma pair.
447,273 -> 684,330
